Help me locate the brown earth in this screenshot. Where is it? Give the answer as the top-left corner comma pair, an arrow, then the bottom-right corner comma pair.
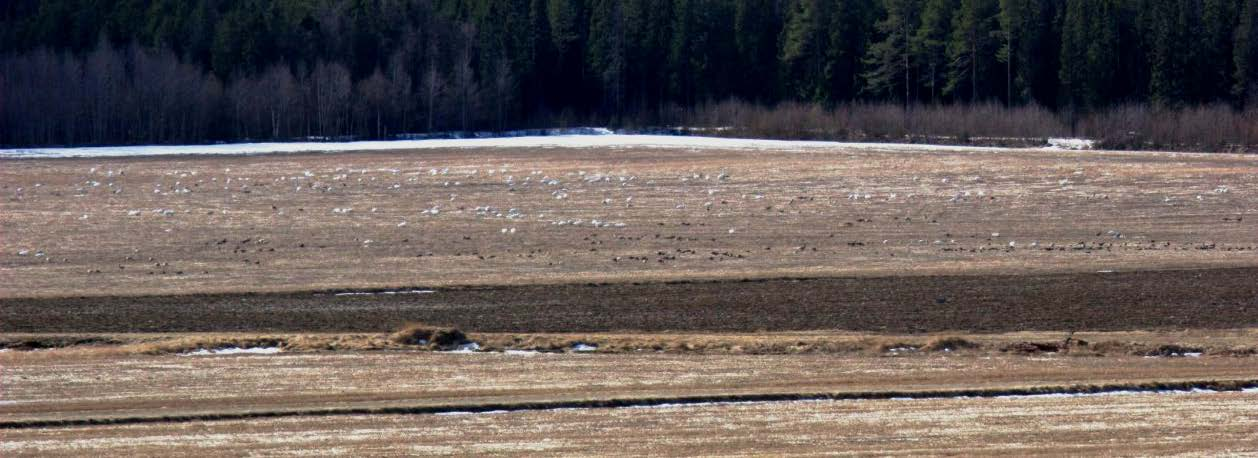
2,146 -> 1255,299
2,267 -> 1256,333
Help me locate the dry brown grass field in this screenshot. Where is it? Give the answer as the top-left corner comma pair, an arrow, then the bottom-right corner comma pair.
3,146 -> 1255,297
6,390 -> 1258,456
2,142 -> 1257,455
4,345 -> 1257,425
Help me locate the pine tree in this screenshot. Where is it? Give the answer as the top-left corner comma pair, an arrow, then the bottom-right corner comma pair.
913,0 -> 958,104
945,0 -> 999,102
863,0 -> 919,104
780,0 -> 830,102
734,0 -> 781,102
588,0 -> 628,116
1059,0 -> 1119,111
1145,0 -> 1199,108
1235,0 -> 1258,105
1202,0 -> 1241,103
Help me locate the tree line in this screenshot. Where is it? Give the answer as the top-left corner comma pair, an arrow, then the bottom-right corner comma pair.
3,0 -> 1258,147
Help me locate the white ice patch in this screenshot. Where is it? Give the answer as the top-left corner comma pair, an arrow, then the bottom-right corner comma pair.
446,342 -> 481,353
571,343 -> 598,352
435,409 -> 509,416
178,347 -> 281,356
331,290 -> 435,297
3,134 -> 1099,159
1047,138 -> 1095,150
1144,352 -> 1203,358
503,350 -> 544,356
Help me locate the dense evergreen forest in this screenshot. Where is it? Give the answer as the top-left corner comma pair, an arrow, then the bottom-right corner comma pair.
3,0 -> 1258,148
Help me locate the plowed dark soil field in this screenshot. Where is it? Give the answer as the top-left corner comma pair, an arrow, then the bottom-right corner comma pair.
3,267 -> 1255,333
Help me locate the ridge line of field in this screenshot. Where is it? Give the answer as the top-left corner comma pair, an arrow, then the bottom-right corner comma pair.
4,379 -> 1255,430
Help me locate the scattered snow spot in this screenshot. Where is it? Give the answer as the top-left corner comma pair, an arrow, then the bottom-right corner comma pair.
503,350 -> 544,356
1047,138 -> 1095,150
571,343 -> 598,352
435,410 -> 509,416
443,342 -> 481,353
179,347 -> 282,356
331,290 -> 435,297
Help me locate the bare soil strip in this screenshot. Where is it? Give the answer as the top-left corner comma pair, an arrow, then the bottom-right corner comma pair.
3,267 -> 1256,333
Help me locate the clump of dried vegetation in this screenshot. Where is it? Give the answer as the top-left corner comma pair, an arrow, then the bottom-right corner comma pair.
390,322 -> 468,348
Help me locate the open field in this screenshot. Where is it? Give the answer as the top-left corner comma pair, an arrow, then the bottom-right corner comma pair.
3,142 -> 1257,455
1,348 -> 1256,455
3,145 -> 1255,299
9,390 -> 1255,456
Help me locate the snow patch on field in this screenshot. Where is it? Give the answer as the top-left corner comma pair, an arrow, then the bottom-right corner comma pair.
1047,138 -> 1096,150
502,350 -> 544,356
330,290 -> 434,297
178,347 -> 282,356
443,342 -> 481,353
2,134 -> 1082,159
435,409 -> 509,416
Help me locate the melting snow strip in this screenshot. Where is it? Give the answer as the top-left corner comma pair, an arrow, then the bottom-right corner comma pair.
435,410 -> 509,416
2,134 -> 1089,159
331,290 -> 435,297
178,347 -> 282,356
